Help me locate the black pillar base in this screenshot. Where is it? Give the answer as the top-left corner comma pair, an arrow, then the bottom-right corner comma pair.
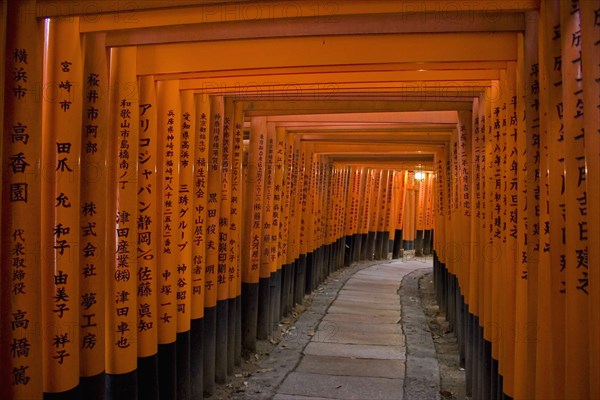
415,230 -> 424,256
294,257 -> 305,305
241,282 -> 259,352
423,229 -> 432,255
177,330 -> 191,399
191,317 -> 204,399
234,296 -> 242,366
106,370 -> 137,400
257,277 -> 270,340
305,251 -> 314,294
203,306 -> 217,396
227,297 -> 236,374
360,233 -> 368,260
81,372 -> 106,400
215,300 -> 228,384
138,356 -> 159,400
367,232 -> 377,260
270,269 -> 282,333
158,341 -> 177,400
392,229 -> 403,259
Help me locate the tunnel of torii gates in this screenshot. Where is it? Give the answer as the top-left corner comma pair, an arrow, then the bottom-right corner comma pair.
0,0 -> 599,400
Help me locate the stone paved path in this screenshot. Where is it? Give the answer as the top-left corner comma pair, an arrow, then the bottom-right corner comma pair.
237,259 -> 438,400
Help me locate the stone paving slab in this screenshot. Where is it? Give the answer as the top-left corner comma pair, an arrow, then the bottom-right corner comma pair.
278,372 -> 404,400
340,282 -> 401,293
295,354 -> 405,378
303,342 -> 406,360
322,312 -> 400,324
273,395 -> 337,400
325,303 -> 402,318
333,295 -> 400,308
312,322 -> 404,346
337,289 -> 400,302
316,320 -> 403,335
313,327 -> 405,346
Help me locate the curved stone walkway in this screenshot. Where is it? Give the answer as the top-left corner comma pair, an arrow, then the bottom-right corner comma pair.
237,259 -> 439,400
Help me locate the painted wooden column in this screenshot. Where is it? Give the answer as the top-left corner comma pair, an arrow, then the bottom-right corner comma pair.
534,35 -> 553,400
257,123 -> 274,340
269,127 -> 286,328
230,102 -> 244,366
1,1 -> 43,398
366,169 -> 380,258
79,32 -> 109,399
501,64 -> 518,399
203,95 -> 223,396
191,93 -> 211,399
280,134 -> 295,312
424,172 -> 435,255
389,171 -> 400,259
541,2 -> 567,397
481,91 -> 492,397
0,1 -> 42,399
375,170 -> 388,259
136,75 -> 159,400
222,100 -> 237,374
41,17 -> 84,399
417,172 -> 426,258
466,96 -> 482,397
393,170 -> 406,259
176,89 -> 196,399
215,99 -> 231,384
312,157 -> 323,284
487,75 -> 505,398
291,136 -> 306,304
304,150 -> 317,290
581,2 -> 600,397
346,167 -> 361,263
404,173 -> 416,252
297,143 -> 310,294
155,79 -> 181,400
242,116 -> 266,351
300,144 -> 314,292
327,166 -> 337,267
106,46 -> 140,399
360,168 -> 373,260
561,2 -> 590,398
344,167 -> 357,263
514,12 -> 541,400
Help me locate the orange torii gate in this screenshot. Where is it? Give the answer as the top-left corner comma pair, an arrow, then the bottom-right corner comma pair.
2,2 -> 599,400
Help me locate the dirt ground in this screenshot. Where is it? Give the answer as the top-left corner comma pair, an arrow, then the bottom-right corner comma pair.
212,269 -> 466,399
419,272 -> 467,400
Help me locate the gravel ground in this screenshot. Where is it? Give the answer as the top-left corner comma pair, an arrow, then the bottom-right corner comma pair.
419,272 -> 467,400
